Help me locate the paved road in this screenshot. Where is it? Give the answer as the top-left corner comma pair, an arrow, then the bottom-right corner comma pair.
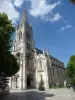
0,88 -> 75,100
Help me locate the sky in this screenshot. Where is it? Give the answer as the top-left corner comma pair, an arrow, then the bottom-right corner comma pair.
0,0 -> 75,66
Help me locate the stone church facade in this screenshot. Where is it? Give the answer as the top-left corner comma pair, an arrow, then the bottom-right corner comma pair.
9,9 -> 66,90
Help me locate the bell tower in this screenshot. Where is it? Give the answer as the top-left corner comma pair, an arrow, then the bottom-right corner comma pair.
12,9 -> 35,89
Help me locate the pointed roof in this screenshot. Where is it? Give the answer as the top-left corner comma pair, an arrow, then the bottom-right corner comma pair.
20,8 -> 28,24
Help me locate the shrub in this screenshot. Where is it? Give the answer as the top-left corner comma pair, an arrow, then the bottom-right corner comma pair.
38,80 -> 45,91
58,84 -> 64,88
49,84 -> 64,89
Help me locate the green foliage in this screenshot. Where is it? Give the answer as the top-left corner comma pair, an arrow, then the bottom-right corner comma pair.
71,77 -> 75,85
0,13 -> 14,51
38,80 -> 45,91
10,54 -> 20,76
49,84 -> 64,89
66,55 -> 75,85
58,84 -> 64,88
0,12 -> 19,77
0,53 -> 20,77
49,85 -> 57,89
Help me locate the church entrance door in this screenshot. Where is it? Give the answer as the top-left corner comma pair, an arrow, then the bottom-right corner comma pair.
27,75 -> 31,89
27,73 -> 34,89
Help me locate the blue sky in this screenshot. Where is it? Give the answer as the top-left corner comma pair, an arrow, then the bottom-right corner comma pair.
0,0 -> 75,66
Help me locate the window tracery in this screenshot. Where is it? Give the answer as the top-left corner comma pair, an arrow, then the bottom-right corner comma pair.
18,31 -> 22,40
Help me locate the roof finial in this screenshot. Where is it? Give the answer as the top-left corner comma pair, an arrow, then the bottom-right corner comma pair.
46,51 -> 49,55
20,8 -> 28,24
43,48 -> 45,54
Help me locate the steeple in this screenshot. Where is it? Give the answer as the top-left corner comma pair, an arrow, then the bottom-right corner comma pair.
20,8 -> 28,24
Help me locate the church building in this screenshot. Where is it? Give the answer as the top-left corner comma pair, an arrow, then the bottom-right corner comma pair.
9,9 -> 66,90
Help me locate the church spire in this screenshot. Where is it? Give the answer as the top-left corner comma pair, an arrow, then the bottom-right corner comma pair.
20,8 -> 28,24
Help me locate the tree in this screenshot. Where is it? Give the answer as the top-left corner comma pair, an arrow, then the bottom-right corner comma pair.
0,12 -> 19,77
0,53 -> 19,77
70,0 -> 75,4
66,55 -> 75,85
9,54 -> 19,76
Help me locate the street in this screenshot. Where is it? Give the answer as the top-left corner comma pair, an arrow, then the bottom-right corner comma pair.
0,88 -> 75,100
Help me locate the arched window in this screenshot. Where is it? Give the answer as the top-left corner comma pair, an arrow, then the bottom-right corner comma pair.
57,69 -> 59,77
16,53 -> 20,65
19,31 -> 22,40
40,60 -> 42,69
13,45 -> 15,51
26,32 -> 31,41
40,75 -> 43,81
52,67 -> 54,76
27,42 -> 30,50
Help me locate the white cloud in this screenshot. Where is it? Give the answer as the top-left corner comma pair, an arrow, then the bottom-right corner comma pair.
14,0 -> 25,7
29,0 -> 61,22
0,0 -> 62,23
0,0 -> 20,24
59,24 -> 72,31
65,20 -> 68,23
66,25 -> 72,28
52,13 -> 61,22
43,13 -> 61,22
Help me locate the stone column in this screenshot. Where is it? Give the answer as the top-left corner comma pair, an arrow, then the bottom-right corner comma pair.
22,55 -> 27,89
9,77 -> 12,89
20,54 -> 23,89
44,57 -> 49,90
